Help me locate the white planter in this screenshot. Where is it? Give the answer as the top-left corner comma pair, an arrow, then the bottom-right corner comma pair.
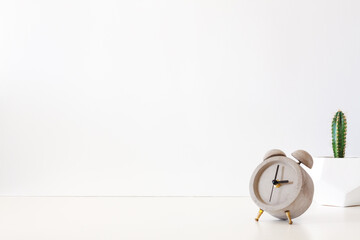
312,157 -> 360,207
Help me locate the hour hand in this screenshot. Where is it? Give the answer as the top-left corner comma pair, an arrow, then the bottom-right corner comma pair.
272,180 -> 290,188
272,180 -> 289,185
276,180 -> 289,184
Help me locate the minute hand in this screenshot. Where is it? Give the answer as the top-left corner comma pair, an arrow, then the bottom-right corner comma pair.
273,165 -> 279,181
269,165 -> 280,202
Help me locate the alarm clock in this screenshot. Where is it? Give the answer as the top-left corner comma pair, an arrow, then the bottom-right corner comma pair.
249,149 -> 314,224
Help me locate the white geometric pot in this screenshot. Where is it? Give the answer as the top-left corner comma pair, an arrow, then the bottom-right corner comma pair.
312,157 -> 360,207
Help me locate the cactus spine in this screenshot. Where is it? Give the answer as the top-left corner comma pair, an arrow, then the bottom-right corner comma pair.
332,110 -> 347,158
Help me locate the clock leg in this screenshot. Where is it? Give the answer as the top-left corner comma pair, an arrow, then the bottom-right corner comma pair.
255,209 -> 264,222
285,210 -> 293,224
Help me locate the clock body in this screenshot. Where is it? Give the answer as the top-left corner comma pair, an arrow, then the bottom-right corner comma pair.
249,155 -> 314,220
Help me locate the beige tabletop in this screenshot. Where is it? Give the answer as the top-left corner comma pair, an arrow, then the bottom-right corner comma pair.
0,196 -> 359,239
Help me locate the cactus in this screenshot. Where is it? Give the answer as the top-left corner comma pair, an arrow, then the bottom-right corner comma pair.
332,110 -> 347,158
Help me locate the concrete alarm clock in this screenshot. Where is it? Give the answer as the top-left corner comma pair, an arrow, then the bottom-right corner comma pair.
249,149 -> 314,224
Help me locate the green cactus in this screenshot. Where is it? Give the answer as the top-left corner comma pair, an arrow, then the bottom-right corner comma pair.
332,110 -> 347,158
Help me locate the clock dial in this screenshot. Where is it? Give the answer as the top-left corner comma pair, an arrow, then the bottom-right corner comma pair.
250,157 -> 303,211
257,162 -> 298,205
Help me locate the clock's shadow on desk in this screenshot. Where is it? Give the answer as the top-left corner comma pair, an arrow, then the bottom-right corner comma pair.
251,220 -> 311,240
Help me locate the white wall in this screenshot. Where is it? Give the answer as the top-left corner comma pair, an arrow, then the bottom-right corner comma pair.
1,0 -> 360,196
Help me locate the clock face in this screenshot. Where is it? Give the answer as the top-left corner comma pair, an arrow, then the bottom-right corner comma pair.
250,156 -> 302,211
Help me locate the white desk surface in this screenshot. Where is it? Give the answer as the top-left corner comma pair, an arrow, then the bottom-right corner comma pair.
0,197 -> 359,239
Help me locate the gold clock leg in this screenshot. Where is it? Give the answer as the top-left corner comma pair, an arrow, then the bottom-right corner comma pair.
255,209 -> 264,222
285,210 -> 292,224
